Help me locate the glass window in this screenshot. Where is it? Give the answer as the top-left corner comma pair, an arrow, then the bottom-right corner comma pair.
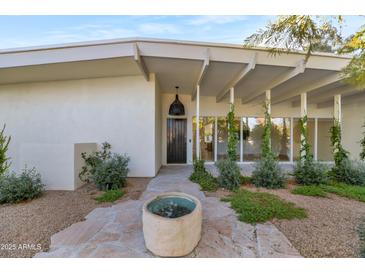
317,118 -> 333,161
271,118 -> 291,161
217,117 -> 240,161
293,118 -> 315,161
242,117 -> 265,161
192,116 -> 215,161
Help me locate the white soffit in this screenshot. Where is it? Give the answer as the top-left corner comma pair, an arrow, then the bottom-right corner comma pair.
200,61 -> 246,97
143,56 -> 203,94
236,64 -> 289,99
0,57 -> 141,85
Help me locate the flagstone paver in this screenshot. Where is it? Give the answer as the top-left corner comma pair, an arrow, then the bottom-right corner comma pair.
35,166 -> 301,258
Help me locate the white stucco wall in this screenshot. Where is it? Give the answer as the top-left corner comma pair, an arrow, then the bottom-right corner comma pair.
342,100 -> 365,160
154,79 -> 162,174
0,75 -> 158,190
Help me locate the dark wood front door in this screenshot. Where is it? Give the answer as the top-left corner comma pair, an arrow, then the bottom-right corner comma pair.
167,118 -> 187,164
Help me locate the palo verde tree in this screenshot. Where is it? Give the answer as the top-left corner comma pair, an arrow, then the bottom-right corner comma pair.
0,124 -> 11,176
244,16 -> 365,88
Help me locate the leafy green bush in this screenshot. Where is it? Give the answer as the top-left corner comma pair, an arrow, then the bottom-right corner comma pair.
222,189 -> 307,224
291,185 -> 328,197
0,124 -> 11,176
95,189 -> 124,203
0,167 -> 44,204
199,175 -> 218,192
91,154 -> 130,190
190,160 -> 218,192
331,159 -> 365,186
216,159 -> 241,190
189,159 -> 207,183
251,154 -> 286,188
294,159 -> 329,185
79,142 -> 111,182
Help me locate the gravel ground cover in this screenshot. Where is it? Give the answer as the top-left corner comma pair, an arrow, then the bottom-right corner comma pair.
0,178 -> 150,258
206,184 -> 365,257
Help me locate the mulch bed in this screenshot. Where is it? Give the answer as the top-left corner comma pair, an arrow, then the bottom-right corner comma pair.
206,183 -> 365,258
0,178 -> 150,258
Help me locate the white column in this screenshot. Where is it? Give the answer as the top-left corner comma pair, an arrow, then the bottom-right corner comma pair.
265,90 -> 271,114
214,116 -> 218,162
314,118 -> 318,161
300,92 -> 307,159
334,94 -> 342,124
229,87 -> 235,105
290,117 -> 294,162
240,117 -> 243,162
196,85 -> 200,160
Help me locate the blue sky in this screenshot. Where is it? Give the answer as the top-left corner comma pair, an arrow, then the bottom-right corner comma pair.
0,16 -> 363,49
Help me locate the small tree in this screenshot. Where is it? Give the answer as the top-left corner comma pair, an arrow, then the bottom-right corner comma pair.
227,103 -> 239,161
0,124 -> 11,176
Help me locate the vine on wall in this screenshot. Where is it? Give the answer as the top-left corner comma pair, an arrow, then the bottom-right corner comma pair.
360,120 -> 365,161
299,115 -> 312,162
227,103 -> 239,161
330,119 -> 349,167
0,124 -> 11,176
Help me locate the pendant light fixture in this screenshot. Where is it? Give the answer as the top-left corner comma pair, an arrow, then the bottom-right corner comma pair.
168,86 -> 185,116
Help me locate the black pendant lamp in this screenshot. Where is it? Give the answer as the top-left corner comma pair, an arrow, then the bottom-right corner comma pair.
169,86 -> 185,116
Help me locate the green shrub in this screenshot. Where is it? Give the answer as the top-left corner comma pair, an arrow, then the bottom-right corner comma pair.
222,189 -> 307,224
216,159 -> 241,190
331,159 -> 365,186
79,142 -> 112,182
294,159 -> 329,185
291,185 -> 327,197
91,154 -> 129,190
240,175 -> 252,185
95,189 -> 124,203
0,124 -> 11,176
199,175 -> 218,192
251,154 -> 286,189
321,182 -> 365,202
189,159 -> 207,183
190,160 -> 218,192
0,167 -> 44,204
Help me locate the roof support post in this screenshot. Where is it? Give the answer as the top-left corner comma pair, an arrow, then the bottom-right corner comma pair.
266,90 -> 271,115
229,87 -> 234,106
334,94 -> 342,124
192,49 -> 210,101
196,85 -> 200,160
300,92 -> 308,159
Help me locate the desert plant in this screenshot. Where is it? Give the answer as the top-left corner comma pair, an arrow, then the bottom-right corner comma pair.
251,102 -> 286,188
0,124 -> 11,176
216,159 -> 241,190
199,175 -> 218,192
79,142 -> 112,182
251,153 -> 286,188
330,159 -> 365,186
294,159 -> 329,185
91,154 -> 130,191
0,167 -> 44,204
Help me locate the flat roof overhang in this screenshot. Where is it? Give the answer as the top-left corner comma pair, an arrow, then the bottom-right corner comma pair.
0,37 -> 363,107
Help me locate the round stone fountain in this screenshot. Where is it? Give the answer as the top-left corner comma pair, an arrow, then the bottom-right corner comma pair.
142,192 -> 202,257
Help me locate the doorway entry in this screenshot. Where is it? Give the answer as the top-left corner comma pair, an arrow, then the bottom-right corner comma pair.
166,118 -> 187,164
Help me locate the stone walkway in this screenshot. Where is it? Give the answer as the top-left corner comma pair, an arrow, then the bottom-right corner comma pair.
35,166 -> 301,258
